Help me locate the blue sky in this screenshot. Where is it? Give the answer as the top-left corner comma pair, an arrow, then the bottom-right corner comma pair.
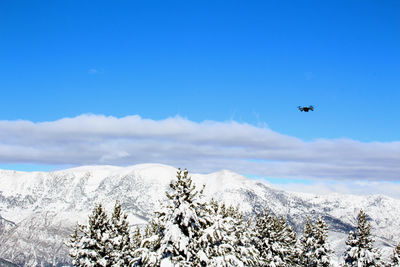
0,1 -> 399,196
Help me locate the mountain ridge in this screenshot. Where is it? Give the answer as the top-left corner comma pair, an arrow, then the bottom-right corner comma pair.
0,164 -> 398,266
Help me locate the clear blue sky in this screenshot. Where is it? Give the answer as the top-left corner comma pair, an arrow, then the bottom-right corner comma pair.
1,1 -> 399,140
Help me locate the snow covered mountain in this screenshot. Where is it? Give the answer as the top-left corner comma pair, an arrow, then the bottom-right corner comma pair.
0,164 -> 399,266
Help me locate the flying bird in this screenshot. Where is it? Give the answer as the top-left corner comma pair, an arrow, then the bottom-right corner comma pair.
298,105 -> 314,112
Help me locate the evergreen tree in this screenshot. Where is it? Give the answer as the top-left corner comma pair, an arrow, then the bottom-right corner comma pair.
135,169 -> 260,266
109,200 -> 134,266
67,202 -> 137,266
343,210 -> 381,267
134,168 -> 210,266
66,203 -> 113,267
131,225 -> 143,251
252,209 -> 284,266
133,219 -> 161,266
299,217 -> 315,266
313,217 -> 334,266
299,216 -> 333,267
390,242 -> 400,267
227,205 -> 260,266
67,224 -> 83,266
274,216 -> 300,266
195,198 -> 227,266
198,201 -> 260,266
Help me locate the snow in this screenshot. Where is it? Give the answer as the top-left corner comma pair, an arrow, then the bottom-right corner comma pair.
160,258 -> 175,267
1,163 -> 399,266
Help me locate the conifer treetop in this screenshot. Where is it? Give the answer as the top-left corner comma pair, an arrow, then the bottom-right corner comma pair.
343,209 -> 381,267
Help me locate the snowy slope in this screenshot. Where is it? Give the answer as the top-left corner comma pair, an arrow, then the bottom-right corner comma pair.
0,164 -> 399,266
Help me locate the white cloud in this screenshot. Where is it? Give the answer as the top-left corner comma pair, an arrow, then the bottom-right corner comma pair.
272,180 -> 400,199
0,114 -> 399,183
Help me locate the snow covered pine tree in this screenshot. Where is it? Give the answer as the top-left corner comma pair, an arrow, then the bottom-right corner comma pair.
197,200 -> 260,266
299,216 -> 334,267
313,217 -> 334,266
109,200 -> 135,266
131,225 -> 143,254
273,216 -> 299,266
66,201 -> 134,266
135,168 -> 261,266
222,204 -> 260,266
343,209 -> 381,267
67,225 -> 83,265
132,218 -> 161,266
134,168 -> 211,266
299,217 -> 314,266
251,208 -> 297,266
66,203 -> 113,266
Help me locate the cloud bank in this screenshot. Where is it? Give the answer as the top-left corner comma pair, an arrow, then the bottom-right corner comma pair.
0,114 -> 399,182
268,180 -> 400,200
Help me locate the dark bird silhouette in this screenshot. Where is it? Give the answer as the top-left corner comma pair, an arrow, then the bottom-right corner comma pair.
298,105 -> 314,112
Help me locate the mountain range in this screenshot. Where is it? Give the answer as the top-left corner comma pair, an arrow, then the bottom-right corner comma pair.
0,164 -> 399,266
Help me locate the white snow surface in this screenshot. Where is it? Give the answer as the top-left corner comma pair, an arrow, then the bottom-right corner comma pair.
0,163 -> 399,266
